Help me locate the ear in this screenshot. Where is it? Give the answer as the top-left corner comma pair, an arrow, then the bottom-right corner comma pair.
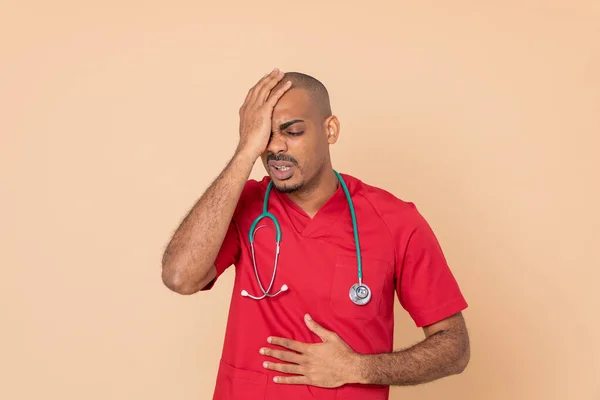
325,115 -> 340,144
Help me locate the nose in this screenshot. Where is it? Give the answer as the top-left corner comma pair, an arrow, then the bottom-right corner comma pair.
266,131 -> 288,154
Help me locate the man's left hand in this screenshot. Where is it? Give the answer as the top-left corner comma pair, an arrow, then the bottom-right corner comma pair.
260,313 -> 361,388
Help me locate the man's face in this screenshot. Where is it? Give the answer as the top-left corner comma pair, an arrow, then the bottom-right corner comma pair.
260,88 -> 330,193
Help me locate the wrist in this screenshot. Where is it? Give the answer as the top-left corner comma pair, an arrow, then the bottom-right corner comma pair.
346,352 -> 369,385
233,145 -> 259,166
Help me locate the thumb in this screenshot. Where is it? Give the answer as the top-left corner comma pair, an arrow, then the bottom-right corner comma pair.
304,314 -> 331,342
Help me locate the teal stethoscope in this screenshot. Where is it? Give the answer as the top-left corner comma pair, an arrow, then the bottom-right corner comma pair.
240,170 -> 372,306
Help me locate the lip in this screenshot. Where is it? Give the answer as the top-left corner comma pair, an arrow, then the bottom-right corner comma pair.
268,160 -> 295,168
269,163 -> 295,180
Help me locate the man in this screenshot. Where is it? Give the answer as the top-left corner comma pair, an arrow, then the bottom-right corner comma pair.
161,68 -> 470,399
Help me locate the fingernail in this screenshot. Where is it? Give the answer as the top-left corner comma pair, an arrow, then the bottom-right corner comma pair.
267,337 -> 272,343
274,377 -> 279,383
263,361 -> 269,368
305,313 -> 312,321
259,347 -> 264,355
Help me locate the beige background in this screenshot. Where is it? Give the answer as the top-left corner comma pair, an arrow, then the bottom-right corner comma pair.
2,1 -> 599,399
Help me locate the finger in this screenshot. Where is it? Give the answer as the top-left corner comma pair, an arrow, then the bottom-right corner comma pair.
260,347 -> 303,364
304,314 -> 332,342
263,361 -> 303,376
239,87 -> 252,115
246,69 -> 279,104
268,336 -> 308,353
242,85 -> 254,107
243,69 -> 278,107
266,80 -> 292,107
273,375 -> 310,385
253,69 -> 285,105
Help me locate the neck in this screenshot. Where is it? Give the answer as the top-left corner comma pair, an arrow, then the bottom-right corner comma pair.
287,168 -> 339,218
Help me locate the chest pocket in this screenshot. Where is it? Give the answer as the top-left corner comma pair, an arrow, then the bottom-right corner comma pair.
329,254 -> 393,321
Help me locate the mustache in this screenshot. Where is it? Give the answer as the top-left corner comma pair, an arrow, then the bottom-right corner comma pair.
267,153 -> 298,165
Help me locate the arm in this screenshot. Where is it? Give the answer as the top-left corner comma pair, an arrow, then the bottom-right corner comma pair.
351,312 -> 470,386
161,68 -> 292,294
262,312 -> 469,388
350,205 -> 471,385
160,149 -> 255,294
262,211 -> 470,387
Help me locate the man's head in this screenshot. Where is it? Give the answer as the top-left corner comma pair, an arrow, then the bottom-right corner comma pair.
261,72 -> 340,194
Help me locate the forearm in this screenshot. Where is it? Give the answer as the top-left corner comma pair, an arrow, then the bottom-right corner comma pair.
161,148 -> 255,292
351,328 -> 470,386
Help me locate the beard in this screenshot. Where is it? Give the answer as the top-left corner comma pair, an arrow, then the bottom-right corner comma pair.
273,180 -> 303,193
265,152 -> 303,193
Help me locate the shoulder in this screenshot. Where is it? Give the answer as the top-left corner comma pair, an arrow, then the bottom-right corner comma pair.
240,176 -> 269,198
233,175 -> 271,215
342,173 -> 418,216
341,172 -> 427,232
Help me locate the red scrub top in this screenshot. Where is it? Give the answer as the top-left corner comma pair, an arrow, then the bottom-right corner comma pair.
202,173 -> 468,400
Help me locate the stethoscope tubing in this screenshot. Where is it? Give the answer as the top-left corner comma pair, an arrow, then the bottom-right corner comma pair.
241,170 -> 368,303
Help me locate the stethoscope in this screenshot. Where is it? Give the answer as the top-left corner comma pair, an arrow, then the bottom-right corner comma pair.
240,170 -> 371,306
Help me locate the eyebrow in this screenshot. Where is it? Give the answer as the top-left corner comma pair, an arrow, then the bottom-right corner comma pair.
279,119 -> 304,130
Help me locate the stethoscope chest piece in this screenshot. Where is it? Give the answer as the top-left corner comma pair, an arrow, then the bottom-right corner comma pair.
349,283 -> 371,305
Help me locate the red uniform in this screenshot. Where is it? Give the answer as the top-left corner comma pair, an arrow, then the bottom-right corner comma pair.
203,173 -> 468,399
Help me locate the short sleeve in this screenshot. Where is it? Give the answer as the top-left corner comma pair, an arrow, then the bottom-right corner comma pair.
395,210 -> 468,327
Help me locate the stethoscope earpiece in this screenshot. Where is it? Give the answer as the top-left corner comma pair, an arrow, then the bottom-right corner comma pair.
241,283 -> 287,300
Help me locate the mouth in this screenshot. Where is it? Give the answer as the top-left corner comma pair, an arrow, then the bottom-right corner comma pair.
268,160 -> 296,180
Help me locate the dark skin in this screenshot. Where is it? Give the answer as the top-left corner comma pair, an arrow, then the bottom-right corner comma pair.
255,72 -> 471,388
162,69 -> 470,386
261,312 -> 470,387
259,83 -> 341,218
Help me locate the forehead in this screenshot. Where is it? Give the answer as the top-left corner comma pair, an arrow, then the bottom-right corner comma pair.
272,88 -> 315,122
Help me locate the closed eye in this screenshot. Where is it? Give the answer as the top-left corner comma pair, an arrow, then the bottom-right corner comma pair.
287,130 -> 304,136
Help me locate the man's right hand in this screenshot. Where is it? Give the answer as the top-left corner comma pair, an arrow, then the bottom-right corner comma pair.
236,68 -> 292,161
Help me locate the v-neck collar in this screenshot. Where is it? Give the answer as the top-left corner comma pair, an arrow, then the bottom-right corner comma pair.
268,173 -> 356,239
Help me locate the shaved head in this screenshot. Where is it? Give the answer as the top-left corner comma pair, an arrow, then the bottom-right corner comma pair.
262,70 -> 340,198
274,72 -> 332,119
